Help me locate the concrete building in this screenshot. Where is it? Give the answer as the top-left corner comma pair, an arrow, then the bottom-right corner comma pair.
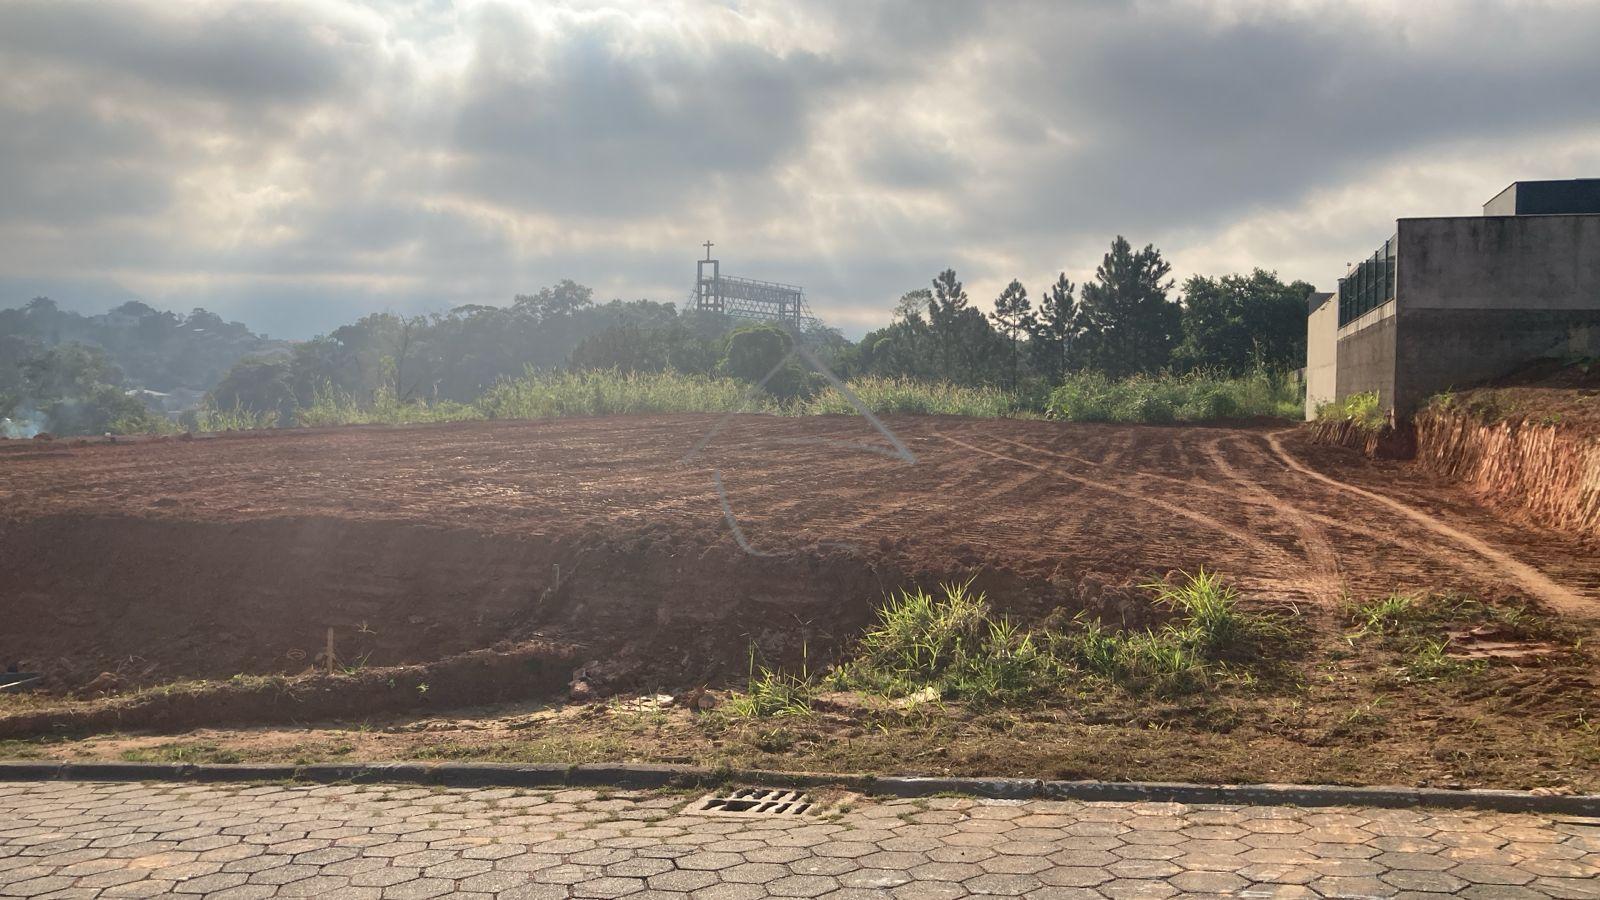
1308,178 -> 1600,420
1302,292 -> 1337,420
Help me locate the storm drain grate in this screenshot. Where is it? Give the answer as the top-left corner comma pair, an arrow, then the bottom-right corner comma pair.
691,788 -> 817,817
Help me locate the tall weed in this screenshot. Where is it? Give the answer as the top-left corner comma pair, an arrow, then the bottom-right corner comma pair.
1048,369 -> 1300,424
478,369 -> 766,419
797,377 -> 1030,418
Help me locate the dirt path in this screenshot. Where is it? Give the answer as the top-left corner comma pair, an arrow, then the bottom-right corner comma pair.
1263,429 -> 1590,616
1199,434 -> 1345,605
1,415 -> 1594,691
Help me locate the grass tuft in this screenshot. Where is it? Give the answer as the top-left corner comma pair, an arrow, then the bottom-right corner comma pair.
195,402 -> 278,432
1349,593 -> 1418,637
1142,568 -> 1273,658
836,581 -> 1059,704
1403,639 -> 1484,683
1315,390 -> 1384,430
723,667 -> 815,719
1343,592 -> 1568,684
722,571 -> 1296,717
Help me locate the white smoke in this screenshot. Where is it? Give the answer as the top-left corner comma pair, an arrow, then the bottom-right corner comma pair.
1,405 -> 44,439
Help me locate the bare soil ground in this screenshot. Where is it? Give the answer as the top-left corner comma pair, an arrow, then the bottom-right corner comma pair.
2,415 -> 1597,789
1447,357 -> 1600,431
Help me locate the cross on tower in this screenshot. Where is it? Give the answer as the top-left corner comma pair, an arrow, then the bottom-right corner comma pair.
703,240 -> 715,261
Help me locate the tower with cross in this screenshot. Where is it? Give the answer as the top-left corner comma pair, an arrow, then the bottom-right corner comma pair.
692,242 -> 820,330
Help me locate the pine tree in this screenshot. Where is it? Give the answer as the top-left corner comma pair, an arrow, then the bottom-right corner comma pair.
930,269 -> 969,382
990,279 -> 1031,390
1027,272 -> 1082,380
1076,237 -> 1178,377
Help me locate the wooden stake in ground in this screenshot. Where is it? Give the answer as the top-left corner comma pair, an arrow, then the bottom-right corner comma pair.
326,627 -> 335,676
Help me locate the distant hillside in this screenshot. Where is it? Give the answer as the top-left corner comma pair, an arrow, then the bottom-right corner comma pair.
0,297 -> 287,397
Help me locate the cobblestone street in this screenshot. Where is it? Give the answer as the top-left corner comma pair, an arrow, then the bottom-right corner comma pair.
0,780 -> 1596,899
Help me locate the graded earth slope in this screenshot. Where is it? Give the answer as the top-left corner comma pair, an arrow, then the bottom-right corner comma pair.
2,414 -> 1595,694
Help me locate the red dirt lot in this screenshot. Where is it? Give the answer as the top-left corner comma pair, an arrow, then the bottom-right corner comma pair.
2,414 -> 1596,699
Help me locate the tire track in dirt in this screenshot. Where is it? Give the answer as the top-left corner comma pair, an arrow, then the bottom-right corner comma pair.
989,432 -> 1403,551
939,431 -> 1299,570
1201,434 -> 1344,604
1264,430 -> 1591,617
992,433 -> 1248,503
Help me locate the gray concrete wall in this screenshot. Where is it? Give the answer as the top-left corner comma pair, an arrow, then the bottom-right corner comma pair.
1305,294 -> 1338,419
1380,213 -> 1600,414
1334,302 -> 1397,416
1392,308 -> 1600,413
1397,215 -> 1600,311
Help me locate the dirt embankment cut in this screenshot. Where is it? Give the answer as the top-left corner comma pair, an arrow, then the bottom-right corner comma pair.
1413,362 -> 1600,541
1307,361 -> 1600,543
1415,408 -> 1600,540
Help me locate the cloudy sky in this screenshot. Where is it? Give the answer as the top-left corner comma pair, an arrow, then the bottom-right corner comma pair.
3,0 -> 1599,339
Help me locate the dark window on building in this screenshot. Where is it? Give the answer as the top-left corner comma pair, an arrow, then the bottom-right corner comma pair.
1338,237 -> 1395,326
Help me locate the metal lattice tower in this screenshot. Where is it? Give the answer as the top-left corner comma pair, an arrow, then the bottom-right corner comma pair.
692,242 -> 821,330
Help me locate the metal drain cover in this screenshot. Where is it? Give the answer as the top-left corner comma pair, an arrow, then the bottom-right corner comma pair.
690,788 -> 819,817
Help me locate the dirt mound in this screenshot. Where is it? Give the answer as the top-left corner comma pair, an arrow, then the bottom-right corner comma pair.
1,414 -> 1595,727
1406,362 -> 1600,541
1,512 -> 1127,699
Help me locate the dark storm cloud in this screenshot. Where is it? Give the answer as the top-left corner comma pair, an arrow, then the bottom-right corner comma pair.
986,2 -> 1600,234
0,106 -> 174,225
0,0 -> 363,106
449,7 -> 856,216
2,1 -> 1599,338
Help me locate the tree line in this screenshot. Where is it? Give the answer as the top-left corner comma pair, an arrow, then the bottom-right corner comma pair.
1,298 -> 280,436
853,237 -> 1311,391
1,236 -> 1315,434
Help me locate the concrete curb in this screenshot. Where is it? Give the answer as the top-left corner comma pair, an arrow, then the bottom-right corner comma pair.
0,761 -> 1595,817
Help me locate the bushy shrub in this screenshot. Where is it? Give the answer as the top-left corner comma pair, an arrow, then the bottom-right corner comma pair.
1047,369 -> 1300,424
797,377 -> 1028,418
1315,390 -> 1383,430
478,369 -> 766,420
294,383 -> 482,427
1184,387 -> 1241,421
836,581 -> 1061,704
717,571 -> 1303,715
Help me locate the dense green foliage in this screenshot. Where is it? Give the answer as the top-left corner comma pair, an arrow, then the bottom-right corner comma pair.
193,368 -> 1292,430
1046,369 -> 1301,423
0,340 -> 165,436
3,234 -> 1318,434
851,237 -> 1310,390
0,297 -> 281,394
1174,270 -> 1314,374
1,297 -> 274,435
